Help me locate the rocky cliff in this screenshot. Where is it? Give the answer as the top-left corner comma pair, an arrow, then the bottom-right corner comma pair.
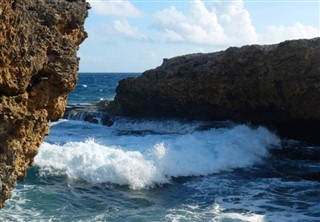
114,38 -> 320,143
0,0 -> 88,207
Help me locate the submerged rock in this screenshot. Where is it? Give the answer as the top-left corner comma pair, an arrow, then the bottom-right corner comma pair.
64,103 -> 115,126
0,0 -> 89,207
114,38 -> 320,143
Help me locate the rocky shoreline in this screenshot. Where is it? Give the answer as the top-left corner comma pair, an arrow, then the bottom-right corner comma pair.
111,38 -> 320,144
64,101 -> 115,126
66,38 -> 320,144
63,38 -> 320,183
0,1 -> 318,207
64,100 -> 320,182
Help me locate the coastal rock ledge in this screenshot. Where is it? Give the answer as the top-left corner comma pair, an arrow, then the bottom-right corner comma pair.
114,38 -> 320,143
0,0 -> 88,207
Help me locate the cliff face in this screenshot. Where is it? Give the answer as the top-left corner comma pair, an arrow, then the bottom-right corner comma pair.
0,0 -> 88,207
114,38 -> 320,142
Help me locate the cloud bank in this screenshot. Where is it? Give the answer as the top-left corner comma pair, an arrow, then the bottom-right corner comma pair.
80,0 -> 319,72
154,0 -> 258,46
154,0 -> 318,46
88,0 -> 319,46
263,22 -> 319,43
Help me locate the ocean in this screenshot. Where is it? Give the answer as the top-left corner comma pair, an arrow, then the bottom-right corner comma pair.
1,73 -> 320,222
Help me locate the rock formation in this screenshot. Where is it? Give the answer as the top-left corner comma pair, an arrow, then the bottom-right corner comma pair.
114,38 -> 320,143
0,0 -> 88,207
64,102 -> 115,126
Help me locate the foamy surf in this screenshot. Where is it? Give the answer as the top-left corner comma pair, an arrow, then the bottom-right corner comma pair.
35,125 -> 280,189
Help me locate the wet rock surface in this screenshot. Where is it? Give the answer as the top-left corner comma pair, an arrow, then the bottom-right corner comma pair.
64,103 -> 115,126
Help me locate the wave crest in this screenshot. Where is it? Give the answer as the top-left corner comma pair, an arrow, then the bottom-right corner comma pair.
35,125 -> 280,189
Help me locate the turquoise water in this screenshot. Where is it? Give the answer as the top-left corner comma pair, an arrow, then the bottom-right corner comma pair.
1,73 -> 320,222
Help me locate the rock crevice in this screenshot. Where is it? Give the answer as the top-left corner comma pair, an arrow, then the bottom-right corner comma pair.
0,0 -> 88,207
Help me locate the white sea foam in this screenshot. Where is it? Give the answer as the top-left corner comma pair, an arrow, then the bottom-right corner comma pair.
165,203 -> 266,222
50,119 -> 68,127
35,125 -> 280,189
185,176 -> 320,222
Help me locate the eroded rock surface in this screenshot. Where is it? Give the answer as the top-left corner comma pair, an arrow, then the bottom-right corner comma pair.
114,38 -> 320,143
0,0 -> 88,207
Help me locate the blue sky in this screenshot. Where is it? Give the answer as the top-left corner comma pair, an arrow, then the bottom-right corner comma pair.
78,0 -> 320,72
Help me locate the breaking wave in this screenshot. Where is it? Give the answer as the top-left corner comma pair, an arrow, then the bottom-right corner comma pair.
35,125 -> 280,189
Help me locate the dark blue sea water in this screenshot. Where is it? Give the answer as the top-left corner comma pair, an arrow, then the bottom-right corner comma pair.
1,73 -> 320,222
68,73 -> 140,105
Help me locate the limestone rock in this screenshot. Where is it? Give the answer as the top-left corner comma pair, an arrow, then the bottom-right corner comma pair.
114,38 -> 320,143
0,0 -> 89,207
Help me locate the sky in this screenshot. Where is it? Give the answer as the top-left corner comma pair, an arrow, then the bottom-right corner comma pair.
78,0 -> 320,72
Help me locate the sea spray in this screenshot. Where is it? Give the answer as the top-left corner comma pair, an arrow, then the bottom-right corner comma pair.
35,124 -> 280,189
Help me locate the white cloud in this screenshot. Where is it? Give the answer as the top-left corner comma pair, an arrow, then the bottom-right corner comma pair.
113,20 -> 147,40
88,0 -> 143,17
262,23 -> 320,43
217,1 -> 258,44
154,0 -> 258,46
155,6 -> 186,26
